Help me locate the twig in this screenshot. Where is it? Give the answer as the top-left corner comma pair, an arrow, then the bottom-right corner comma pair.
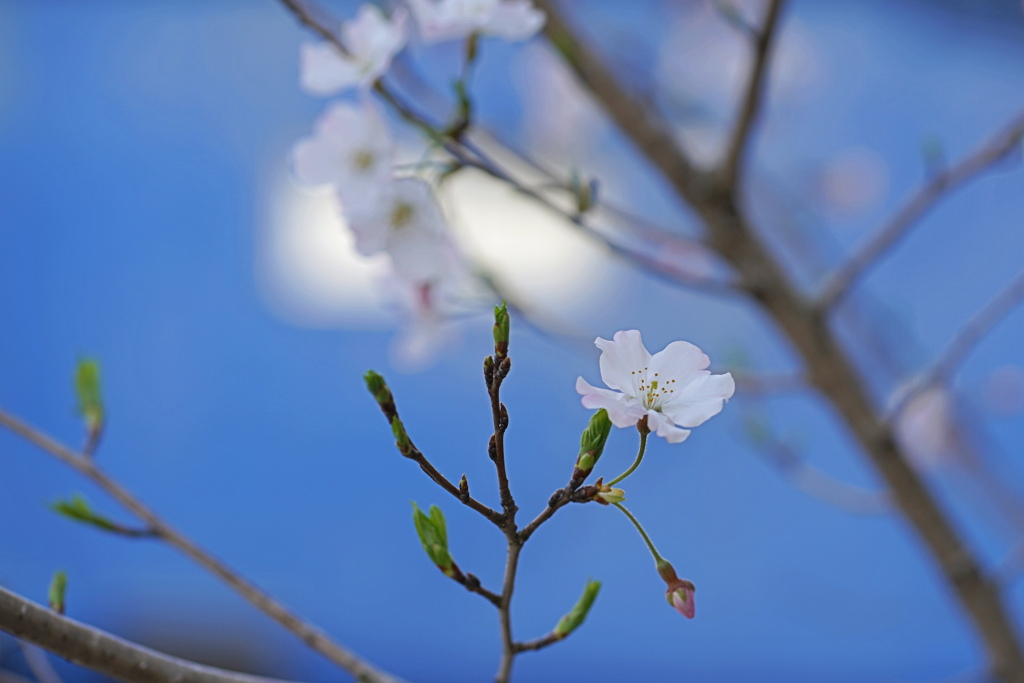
888,268 -> 1024,422
719,0 -> 786,190
0,408 -> 405,683
818,110 -> 1024,310
486,357 -> 516,521
494,541 -> 523,683
512,632 -> 559,654
0,586 -> 297,683
455,574 -> 502,608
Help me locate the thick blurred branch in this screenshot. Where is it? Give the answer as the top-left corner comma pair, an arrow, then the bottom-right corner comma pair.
0,586 -> 293,683
0,408 -> 404,683
818,111 -> 1024,310
720,0 -> 786,190
533,1 -> 1024,680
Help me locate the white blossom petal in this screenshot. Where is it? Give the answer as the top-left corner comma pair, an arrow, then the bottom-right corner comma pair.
596,330 -> 651,395
662,372 -> 736,428
646,410 -> 691,444
576,377 -> 644,427
300,42 -> 363,96
483,0 -> 544,40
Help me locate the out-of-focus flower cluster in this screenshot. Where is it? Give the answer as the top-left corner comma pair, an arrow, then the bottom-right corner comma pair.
290,1 -> 544,365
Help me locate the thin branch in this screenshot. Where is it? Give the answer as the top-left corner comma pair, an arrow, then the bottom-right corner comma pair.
719,0 -> 786,190
0,586 -> 295,683
888,268 -> 1024,422
486,358 -> 516,521
512,633 -> 560,654
454,574 -> 502,608
494,541 -> 523,683
0,408 -> 405,683
818,110 -> 1024,310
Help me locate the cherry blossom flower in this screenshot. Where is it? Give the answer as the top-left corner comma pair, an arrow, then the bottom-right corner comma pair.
291,99 -> 393,212
300,5 -> 408,95
406,0 -> 544,44
343,178 -> 448,273
576,330 -> 735,443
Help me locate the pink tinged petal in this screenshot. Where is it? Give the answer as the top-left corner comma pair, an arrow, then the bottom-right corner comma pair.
300,42 -> 362,96
576,377 -> 645,428
483,1 -> 545,41
596,330 -> 651,395
671,587 -> 695,619
662,372 -> 736,428
645,410 -> 691,444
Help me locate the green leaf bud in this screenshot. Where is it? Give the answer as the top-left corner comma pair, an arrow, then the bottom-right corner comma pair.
48,570 -> 67,614
553,579 -> 601,639
50,494 -> 118,533
74,359 -> 104,433
493,301 -> 510,358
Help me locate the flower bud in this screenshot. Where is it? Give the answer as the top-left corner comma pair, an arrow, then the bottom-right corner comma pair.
657,559 -> 695,619
48,570 -> 67,615
666,580 -> 696,619
595,484 -> 625,505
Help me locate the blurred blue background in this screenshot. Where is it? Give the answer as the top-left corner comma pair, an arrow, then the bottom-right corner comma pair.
3,1 -> 1024,681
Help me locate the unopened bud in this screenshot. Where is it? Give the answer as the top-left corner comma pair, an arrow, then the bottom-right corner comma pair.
74,359 -> 104,444
553,579 -> 601,639
458,474 -> 470,502
574,409 -> 612,481
493,301 -> 510,359
595,484 -> 625,505
656,559 -> 695,619
363,370 -> 396,417
48,570 -> 67,614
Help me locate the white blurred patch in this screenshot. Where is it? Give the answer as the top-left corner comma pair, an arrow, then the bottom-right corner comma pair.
259,163 -> 622,330
259,180 -> 394,328
895,386 -> 958,470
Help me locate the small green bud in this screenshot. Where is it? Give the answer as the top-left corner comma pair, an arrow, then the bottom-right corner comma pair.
391,416 -> 410,448
577,409 -> 612,467
50,494 -> 118,533
363,370 -> 396,416
576,452 -> 595,472
493,301 -> 510,358
48,570 -> 67,614
553,579 -> 601,639
74,359 -> 104,433
412,502 -> 458,578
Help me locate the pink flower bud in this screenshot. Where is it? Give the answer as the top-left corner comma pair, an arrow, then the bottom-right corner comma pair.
666,580 -> 696,619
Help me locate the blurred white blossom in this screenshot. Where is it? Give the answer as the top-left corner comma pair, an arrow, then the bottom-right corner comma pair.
300,4 -> 408,95
291,99 -> 394,212
406,0 -> 544,44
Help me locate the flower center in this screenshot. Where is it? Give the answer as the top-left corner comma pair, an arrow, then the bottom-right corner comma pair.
390,201 -> 415,229
351,149 -> 375,172
634,370 -> 678,411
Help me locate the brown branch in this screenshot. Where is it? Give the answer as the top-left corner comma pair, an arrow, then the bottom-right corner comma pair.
494,540 -> 523,683
535,4 -> 1024,681
486,356 -> 516,521
719,0 -> 786,190
455,574 -> 502,608
0,586 -> 295,683
512,632 -> 560,654
818,110 -> 1024,310
0,408 -> 406,683
888,268 -> 1024,422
